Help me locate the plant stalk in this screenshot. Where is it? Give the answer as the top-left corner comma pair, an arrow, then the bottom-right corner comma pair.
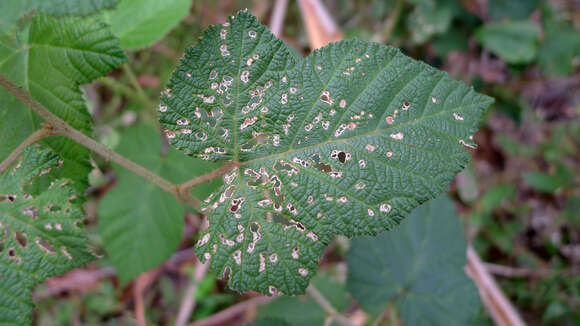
306,285 -> 354,326
0,127 -> 53,174
0,73 -> 204,208
122,63 -> 149,104
99,76 -> 150,107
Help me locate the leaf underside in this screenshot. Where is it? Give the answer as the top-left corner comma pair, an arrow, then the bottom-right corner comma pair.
159,11 -> 493,295
347,195 -> 481,325
0,146 -> 93,325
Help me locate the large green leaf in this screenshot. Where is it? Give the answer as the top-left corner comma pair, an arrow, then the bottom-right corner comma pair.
0,14 -> 126,193
98,124 -> 221,283
346,195 -> 480,325
160,11 -> 493,295
0,145 -> 93,325
476,21 -> 540,64
0,0 -> 117,33
104,0 -> 191,50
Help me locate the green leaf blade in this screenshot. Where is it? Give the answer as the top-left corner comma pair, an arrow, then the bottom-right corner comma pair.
0,14 -> 126,193
160,11 -> 492,295
0,0 -> 118,33
98,124 -> 221,283
346,195 -> 480,325
0,146 -> 93,326
476,21 -> 540,64
105,0 -> 191,49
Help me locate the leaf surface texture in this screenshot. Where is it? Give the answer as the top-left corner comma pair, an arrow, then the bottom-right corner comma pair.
160,11 -> 493,294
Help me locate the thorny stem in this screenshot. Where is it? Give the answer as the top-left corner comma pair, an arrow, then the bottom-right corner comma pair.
0,127 -> 53,174
0,73 -> 205,208
306,285 -> 354,326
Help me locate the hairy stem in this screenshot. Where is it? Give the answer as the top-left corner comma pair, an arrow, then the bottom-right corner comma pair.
306,285 -> 354,326
122,63 -> 149,104
0,73 -> 205,208
99,76 -> 150,106
0,127 -> 53,174
179,163 -> 239,196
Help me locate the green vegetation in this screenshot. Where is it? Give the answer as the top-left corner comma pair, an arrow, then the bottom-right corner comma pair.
0,0 -> 577,325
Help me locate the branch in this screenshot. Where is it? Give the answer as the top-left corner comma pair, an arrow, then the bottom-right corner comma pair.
99,76 -> 150,107
188,296 -> 274,326
306,285 -> 354,326
466,246 -> 527,326
134,269 -> 159,326
175,259 -> 210,326
380,0 -> 404,43
179,163 -> 239,195
269,0 -> 289,37
484,262 -> 552,278
0,73 -> 201,205
0,127 -> 52,174
122,63 -> 149,103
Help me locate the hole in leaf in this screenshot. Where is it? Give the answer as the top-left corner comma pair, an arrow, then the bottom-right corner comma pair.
36,238 -> 56,254
311,154 -> 332,172
14,231 -> 27,248
22,206 -> 38,219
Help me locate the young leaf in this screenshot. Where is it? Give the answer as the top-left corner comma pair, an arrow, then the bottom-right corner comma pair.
0,14 -> 126,193
537,24 -> 580,77
159,11 -> 493,295
0,146 -> 93,325
104,0 -> 191,49
406,0 -> 459,44
487,0 -> 540,21
346,195 -> 480,325
98,124 -> 221,283
476,21 -> 540,64
0,0 -> 118,33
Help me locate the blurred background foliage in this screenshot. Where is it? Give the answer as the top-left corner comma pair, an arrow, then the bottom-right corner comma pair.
15,0 -> 578,324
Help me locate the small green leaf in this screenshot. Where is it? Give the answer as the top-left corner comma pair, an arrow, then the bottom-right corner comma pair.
537,24 -> 580,77
160,11 -> 492,295
487,0 -> 540,21
407,0 -> 456,44
523,171 -> 567,194
98,124 -> 221,283
476,21 -> 540,64
0,145 -> 93,325
104,0 -> 191,50
258,273 -> 350,326
0,14 -> 126,193
0,0 -> 117,33
346,195 -> 480,325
